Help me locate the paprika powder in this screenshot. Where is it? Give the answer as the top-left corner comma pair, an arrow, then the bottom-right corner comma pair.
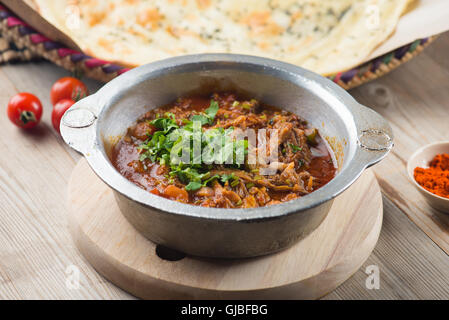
414,153 -> 449,199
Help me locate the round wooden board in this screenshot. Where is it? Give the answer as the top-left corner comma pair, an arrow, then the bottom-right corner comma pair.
67,159 -> 383,299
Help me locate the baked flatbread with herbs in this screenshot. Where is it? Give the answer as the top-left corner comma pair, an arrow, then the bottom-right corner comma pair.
33,0 -> 412,75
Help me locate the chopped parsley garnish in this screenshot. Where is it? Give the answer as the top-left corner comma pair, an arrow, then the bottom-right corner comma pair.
190,100 -> 219,125
185,181 -> 203,192
138,100 -> 247,192
219,173 -> 240,188
138,114 -> 179,163
246,182 -> 255,189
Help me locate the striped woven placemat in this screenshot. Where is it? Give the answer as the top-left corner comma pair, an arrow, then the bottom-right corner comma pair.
0,4 -> 437,89
0,25 -> 38,63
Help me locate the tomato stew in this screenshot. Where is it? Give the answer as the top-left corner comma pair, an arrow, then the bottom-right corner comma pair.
112,93 -> 336,208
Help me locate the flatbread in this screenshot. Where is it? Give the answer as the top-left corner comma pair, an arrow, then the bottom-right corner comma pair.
33,0 -> 412,75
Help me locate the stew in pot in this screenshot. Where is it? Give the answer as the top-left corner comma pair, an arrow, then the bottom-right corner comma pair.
111,93 -> 336,208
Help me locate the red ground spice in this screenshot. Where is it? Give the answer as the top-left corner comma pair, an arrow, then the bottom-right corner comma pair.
414,153 -> 449,199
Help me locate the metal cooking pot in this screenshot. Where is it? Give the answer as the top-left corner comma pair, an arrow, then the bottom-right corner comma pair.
61,54 -> 393,258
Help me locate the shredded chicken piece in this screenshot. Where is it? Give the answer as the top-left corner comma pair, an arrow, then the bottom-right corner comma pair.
195,186 -> 214,197
212,181 -> 234,208
235,181 -> 250,199
243,195 -> 258,208
223,189 -> 242,204
277,122 -> 294,144
266,199 -> 281,206
250,186 -> 271,206
210,169 -> 254,182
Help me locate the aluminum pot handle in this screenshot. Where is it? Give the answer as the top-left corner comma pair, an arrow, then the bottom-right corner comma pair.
60,94 -> 100,155
350,103 -> 394,169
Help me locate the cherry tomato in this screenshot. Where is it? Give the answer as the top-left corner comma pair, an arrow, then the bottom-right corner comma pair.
7,93 -> 43,129
51,99 -> 75,134
50,77 -> 88,105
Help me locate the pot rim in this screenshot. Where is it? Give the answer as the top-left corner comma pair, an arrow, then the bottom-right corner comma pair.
61,53 -> 393,221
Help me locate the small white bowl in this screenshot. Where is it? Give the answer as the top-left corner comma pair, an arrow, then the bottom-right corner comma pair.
407,142 -> 449,213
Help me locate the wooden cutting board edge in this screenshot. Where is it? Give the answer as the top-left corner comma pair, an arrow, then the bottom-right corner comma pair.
67,158 -> 383,300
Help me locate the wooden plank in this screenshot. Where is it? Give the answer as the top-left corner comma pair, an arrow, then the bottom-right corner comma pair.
348,32 -> 449,254
0,62 -> 131,299
324,196 -> 449,300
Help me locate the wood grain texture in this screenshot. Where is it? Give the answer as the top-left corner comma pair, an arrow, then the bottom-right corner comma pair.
0,62 -> 130,299
325,196 -> 449,300
0,33 -> 448,299
349,34 -> 449,254
68,159 -> 382,300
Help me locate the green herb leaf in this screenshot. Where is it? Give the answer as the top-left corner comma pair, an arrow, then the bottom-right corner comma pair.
230,179 -> 240,187
185,181 -> 203,191
190,100 -> 219,126
220,174 -> 235,183
205,100 -> 219,120
150,116 -> 178,132
220,173 -> 240,187
241,102 -> 251,110
289,143 -> 302,153
191,114 -> 210,126
203,174 -> 220,186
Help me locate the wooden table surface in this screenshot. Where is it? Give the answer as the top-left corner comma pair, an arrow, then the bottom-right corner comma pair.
0,34 -> 449,300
